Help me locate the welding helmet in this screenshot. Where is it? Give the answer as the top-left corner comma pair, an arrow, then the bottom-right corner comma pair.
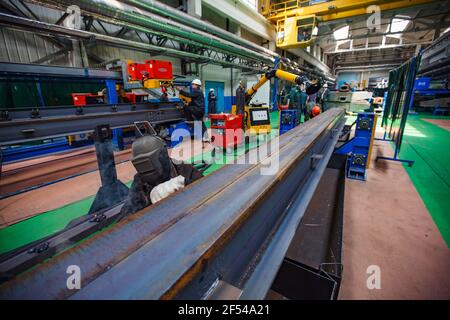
305,80 -> 322,95
131,135 -> 171,185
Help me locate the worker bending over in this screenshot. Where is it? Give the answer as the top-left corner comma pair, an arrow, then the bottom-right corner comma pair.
117,134 -> 203,219
177,79 -> 209,144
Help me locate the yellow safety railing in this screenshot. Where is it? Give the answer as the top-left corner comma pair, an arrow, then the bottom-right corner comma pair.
263,0 -> 311,16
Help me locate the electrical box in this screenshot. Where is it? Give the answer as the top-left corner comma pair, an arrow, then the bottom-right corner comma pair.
279,109 -> 297,135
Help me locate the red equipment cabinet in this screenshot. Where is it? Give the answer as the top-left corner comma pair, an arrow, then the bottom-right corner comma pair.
71,93 -> 103,106
127,62 -> 150,81
145,60 -> 172,79
123,92 -> 148,103
210,113 -> 243,149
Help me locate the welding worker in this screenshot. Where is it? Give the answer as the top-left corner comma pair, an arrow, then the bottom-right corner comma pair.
207,88 -> 217,116
288,84 -> 302,126
304,79 -> 320,122
118,134 -> 203,219
288,83 -> 308,125
299,83 -> 309,123
177,79 -> 209,145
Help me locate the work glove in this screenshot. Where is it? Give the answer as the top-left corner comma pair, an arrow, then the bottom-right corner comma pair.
150,175 -> 185,204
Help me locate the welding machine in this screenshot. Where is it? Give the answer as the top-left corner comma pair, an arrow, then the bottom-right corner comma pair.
244,104 -> 271,135
279,109 -> 297,135
335,112 -> 377,181
210,113 -> 243,150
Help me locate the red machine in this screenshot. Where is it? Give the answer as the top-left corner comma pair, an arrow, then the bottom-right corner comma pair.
210,113 -> 243,150
123,92 -> 148,103
127,62 -> 150,82
71,93 -> 103,106
145,60 -> 172,79
127,60 -> 172,82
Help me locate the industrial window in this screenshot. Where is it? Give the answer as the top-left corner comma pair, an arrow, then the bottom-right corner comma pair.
387,17 -> 410,38
333,25 -> 349,40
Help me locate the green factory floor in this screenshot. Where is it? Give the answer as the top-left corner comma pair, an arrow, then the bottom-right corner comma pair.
398,114 -> 450,247
1,111 -> 449,255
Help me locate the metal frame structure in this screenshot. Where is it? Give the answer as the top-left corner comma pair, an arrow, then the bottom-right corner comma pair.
0,102 -> 184,146
0,0 -> 333,79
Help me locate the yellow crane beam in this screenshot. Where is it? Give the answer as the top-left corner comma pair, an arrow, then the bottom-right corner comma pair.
267,0 -> 442,22
266,0 -> 443,49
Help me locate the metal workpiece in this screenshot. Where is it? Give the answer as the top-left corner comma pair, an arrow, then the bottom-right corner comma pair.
0,109 -> 345,300
0,62 -> 122,80
0,102 -> 184,146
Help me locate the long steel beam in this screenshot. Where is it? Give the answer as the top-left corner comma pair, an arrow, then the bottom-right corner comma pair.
0,62 -> 122,80
0,102 -> 184,146
0,108 -> 345,300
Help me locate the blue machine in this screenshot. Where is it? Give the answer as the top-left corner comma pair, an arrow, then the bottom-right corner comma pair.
168,122 -> 191,147
279,109 -> 297,135
335,112 -> 377,181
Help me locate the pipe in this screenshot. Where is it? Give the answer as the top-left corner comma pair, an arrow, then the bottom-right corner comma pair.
121,0 -> 278,59
29,0 -> 274,65
21,0 -> 335,81
26,0 -> 332,80
0,13 -> 263,72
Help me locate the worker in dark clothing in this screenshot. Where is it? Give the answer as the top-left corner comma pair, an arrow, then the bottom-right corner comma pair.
117,134 -> 203,219
319,83 -> 330,111
177,79 -> 209,144
207,88 -> 217,116
236,80 -> 246,129
288,84 -> 302,125
299,84 -> 309,123
160,92 -> 169,102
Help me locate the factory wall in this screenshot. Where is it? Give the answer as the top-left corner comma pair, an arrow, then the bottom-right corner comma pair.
0,26 -> 71,66
201,64 -> 268,113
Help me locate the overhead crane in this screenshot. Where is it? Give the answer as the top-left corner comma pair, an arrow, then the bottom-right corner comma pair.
260,0 -> 442,49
